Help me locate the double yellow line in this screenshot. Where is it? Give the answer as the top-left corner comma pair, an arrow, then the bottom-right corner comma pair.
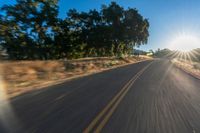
83,61 -> 153,133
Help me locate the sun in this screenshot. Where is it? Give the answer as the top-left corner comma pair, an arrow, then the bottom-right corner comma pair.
168,33 -> 200,52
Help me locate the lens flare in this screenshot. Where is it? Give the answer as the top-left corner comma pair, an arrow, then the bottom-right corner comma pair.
0,65 -> 21,132
168,33 -> 200,52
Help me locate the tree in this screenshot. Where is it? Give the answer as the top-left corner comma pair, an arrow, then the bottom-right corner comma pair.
154,48 -> 172,58
102,2 -> 124,49
101,2 -> 149,56
0,1 -> 150,60
66,2 -> 150,57
1,0 -> 59,59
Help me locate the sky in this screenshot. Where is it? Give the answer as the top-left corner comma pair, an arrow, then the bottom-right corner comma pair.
1,0 -> 200,51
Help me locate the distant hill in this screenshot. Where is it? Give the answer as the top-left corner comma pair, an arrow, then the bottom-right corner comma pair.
154,48 -> 200,61
133,49 -> 147,55
154,49 -> 173,58
191,48 -> 200,61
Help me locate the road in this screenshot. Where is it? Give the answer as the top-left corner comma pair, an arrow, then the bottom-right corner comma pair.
1,59 -> 200,133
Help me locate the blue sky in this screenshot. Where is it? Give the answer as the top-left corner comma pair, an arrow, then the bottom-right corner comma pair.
1,0 -> 200,51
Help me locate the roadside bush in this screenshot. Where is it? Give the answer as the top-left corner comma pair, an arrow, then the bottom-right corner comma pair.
193,63 -> 200,70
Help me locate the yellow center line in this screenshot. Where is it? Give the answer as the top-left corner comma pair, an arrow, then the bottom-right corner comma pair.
94,63 -> 152,132
83,61 -> 153,133
83,69 -> 144,133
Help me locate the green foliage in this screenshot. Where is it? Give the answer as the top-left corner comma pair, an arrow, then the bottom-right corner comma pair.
154,48 -> 172,58
192,48 -> 200,62
193,63 -> 200,70
1,0 -> 59,60
154,48 -> 200,62
0,1 -> 149,60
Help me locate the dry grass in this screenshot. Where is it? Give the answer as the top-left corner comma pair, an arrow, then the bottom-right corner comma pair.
0,56 -> 152,98
171,58 -> 200,79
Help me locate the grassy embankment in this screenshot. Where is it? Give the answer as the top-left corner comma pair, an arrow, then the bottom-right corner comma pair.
0,56 -> 152,98
171,58 -> 200,79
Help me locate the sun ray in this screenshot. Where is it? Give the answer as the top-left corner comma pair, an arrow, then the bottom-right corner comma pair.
168,32 -> 200,52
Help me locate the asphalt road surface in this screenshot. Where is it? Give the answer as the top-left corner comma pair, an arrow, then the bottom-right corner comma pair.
1,59 -> 200,133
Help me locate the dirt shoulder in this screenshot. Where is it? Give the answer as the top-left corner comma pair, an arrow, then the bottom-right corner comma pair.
171,58 -> 200,80
0,56 -> 152,98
